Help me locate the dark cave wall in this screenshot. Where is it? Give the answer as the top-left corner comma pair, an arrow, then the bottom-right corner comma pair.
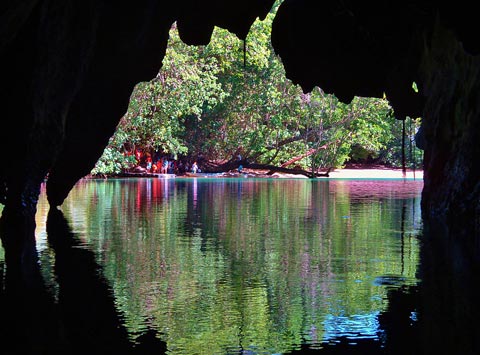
0,0 -> 479,237
271,0 -> 480,236
0,0 -> 274,210
419,25 -> 480,237
1,1 -> 102,212
270,0 -> 430,119
44,1 -> 175,207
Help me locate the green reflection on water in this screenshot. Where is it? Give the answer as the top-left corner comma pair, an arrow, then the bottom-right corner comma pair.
13,178 -> 423,354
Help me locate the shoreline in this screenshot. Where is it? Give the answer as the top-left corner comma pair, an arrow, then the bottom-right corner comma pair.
242,165 -> 423,179
325,167 -> 423,180
103,166 -> 423,180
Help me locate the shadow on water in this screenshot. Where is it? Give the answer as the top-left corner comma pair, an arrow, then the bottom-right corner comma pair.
0,207 -> 166,355
413,220 -> 480,355
286,221 -> 480,355
1,205 -> 479,355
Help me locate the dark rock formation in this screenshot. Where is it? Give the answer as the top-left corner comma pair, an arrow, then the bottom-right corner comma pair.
0,0 -> 273,213
1,4 -> 480,354
419,25 -> 480,241
0,0 -> 479,238
271,1 -> 480,239
271,1 -> 431,117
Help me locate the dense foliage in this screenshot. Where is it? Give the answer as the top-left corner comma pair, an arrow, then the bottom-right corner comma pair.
91,5 -> 422,176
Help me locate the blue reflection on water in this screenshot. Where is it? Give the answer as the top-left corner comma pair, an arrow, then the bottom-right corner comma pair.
322,312 -> 381,341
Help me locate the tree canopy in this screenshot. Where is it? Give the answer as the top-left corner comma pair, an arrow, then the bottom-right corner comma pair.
91,4 -> 422,177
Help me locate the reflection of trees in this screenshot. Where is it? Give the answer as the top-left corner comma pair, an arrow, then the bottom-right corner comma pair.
57,178 -> 422,354
0,194 -> 167,354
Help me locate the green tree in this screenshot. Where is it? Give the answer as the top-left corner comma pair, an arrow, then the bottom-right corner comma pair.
92,1 -> 415,177
92,23 -> 225,174
379,116 -> 423,168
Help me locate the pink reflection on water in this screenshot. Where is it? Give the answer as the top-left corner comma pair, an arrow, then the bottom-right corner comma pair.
329,180 -> 424,201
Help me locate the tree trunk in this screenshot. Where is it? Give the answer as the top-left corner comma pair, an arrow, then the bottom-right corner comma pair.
279,144 -> 328,168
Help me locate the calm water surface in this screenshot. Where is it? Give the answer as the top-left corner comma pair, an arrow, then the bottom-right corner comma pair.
1,178 -> 424,354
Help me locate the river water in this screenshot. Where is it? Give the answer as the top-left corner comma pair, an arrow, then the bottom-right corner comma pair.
0,177 -> 424,354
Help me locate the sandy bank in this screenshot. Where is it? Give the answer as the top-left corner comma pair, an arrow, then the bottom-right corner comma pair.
326,167 -> 423,179
267,165 -> 423,179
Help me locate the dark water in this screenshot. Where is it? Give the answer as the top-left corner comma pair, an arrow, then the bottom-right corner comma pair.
1,178 -> 426,354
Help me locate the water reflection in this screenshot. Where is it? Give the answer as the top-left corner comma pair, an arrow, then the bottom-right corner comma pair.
1,178 -> 447,355
0,185 -> 166,355
51,178 -> 421,354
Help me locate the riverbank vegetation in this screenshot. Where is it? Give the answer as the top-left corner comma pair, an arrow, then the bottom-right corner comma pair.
92,3 -> 422,177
